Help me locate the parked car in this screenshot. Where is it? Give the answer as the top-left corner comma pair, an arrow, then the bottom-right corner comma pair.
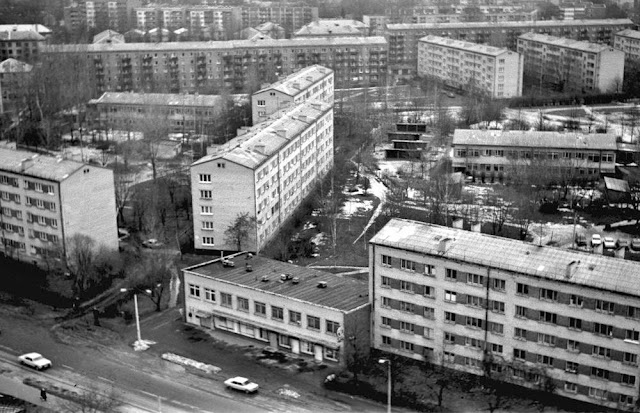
224,377 -> 259,393
631,238 -> 640,251
575,233 -> 587,246
603,237 -> 616,249
19,353 -> 52,370
591,234 -> 602,247
142,238 -> 164,249
617,239 -> 631,250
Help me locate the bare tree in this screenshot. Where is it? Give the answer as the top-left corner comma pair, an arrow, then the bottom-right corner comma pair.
125,251 -> 176,311
60,385 -> 123,413
114,173 -> 136,226
224,212 -> 256,252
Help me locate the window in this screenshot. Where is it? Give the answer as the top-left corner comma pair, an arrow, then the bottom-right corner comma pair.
491,301 -> 505,314
201,205 -> 213,215
539,311 -> 557,324
237,297 -> 249,311
588,387 -> 607,400
516,283 -> 529,295
325,348 -> 339,361
537,354 -> 554,366
538,333 -> 556,346
466,316 -> 483,329
515,327 -> 527,340
204,288 -> 215,302
400,301 -> 414,312
271,306 -> 284,321
424,306 -> 435,319
570,294 -> 583,307
593,322 -> 613,337
279,335 -> 291,348
567,340 -> 580,352
326,320 -> 340,335
595,300 -> 615,314
514,349 -> 526,361
217,163 -> 225,168
255,301 -> 266,316
400,280 -> 414,292
566,361 -> 579,373
381,276 -> 391,288
620,395 -> 635,406
467,273 -> 484,286
400,340 -> 414,352
491,343 -> 503,354
489,322 -> 504,335
257,99 -> 265,106
381,297 -> 391,308
592,345 -> 611,358
289,310 -> 301,325
381,255 -> 392,266
381,316 -> 392,328
400,321 -> 415,334
221,292 -> 232,307
464,357 -> 482,369
467,295 -> 484,308
622,374 -> 636,386
465,337 -> 483,350
515,305 -> 526,318
624,352 -> 638,365
202,221 -> 214,230
444,332 -> 455,344
189,284 -> 200,297
445,290 -> 457,303
445,268 -> 457,281
591,367 -> 610,380
424,264 -> 434,276
539,288 -> 558,301
444,311 -> 456,324
200,190 -> 212,199
400,259 -> 416,271
626,329 -> 640,342
492,278 -> 505,291
564,382 -> 578,393
628,306 -> 640,319
198,174 -> 211,182
423,285 -> 434,298
202,237 -> 214,245
569,317 -> 582,330
307,315 -> 320,330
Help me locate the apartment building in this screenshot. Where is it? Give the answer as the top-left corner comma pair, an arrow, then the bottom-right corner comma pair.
240,6 -> 319,37
517,33 -> 625,93
190,100 -> 333,252
417,36 -> 523,98
251,65 -> 333,124
183,252 -> 370,365
293,19 -> 368,38
92,30 -> 124,44
0,58 -> 32,117
0,28 -> 45,62
63,0 -> 141,33
0,148 -> 118,265
134,6 -> 158,31
369,218 -> 640,411
385,19 -> 633,79
451,130 -> 617,181
614,29 -> 640,61
0,25 -> 52,39
44,36 -> 387,94
87,92 -> 225,136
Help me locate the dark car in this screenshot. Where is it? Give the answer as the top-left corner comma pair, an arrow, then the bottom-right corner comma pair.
575,233 -> 587,247
617,239 -> 631,250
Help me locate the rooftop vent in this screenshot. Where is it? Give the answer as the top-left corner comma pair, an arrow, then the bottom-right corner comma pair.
222,258 -> 235,268
317,281 -> 327,289
438,238 -> 451,254
245,263 -> 253,272
280,273 -> 293,281
565,260 -> 580,279
292,277 -> 300,284
261,275 -> 269,282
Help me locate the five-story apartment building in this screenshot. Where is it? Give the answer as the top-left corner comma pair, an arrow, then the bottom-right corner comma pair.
0,148 -> 118,265
369,218 -> 640,411
614,29 -> 640,61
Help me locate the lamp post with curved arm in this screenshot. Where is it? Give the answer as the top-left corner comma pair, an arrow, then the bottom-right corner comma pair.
379,358 -> 391,413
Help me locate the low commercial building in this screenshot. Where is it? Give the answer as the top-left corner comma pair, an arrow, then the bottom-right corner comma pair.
418,36 -> 522,98
369,218 -> 640,411
614,29 -> 640,61
251,65 -> 333,124
451,130 -> 617,182
0,148 -> 118,266
190,99 -> 333,252
183,252 -> 370,365
517,33 -> 625,93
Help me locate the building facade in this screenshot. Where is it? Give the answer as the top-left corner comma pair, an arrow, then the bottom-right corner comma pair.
44,36 -> 387,93
240,6 -> 319,37
0,29 -> 44,62
0,58 -> 32,117
86,92 -> 225,136
190,100 -> 333,252
251,65 -> 333,124
614,29 -> 640,61
385,19 -> 633,79
451,130 -> 617,181
183,252 -> 370,365
0,148 -> 118,266
369,218 -> 640,411
517,33 -> 625,93
417,36 -> 523,98
63,0 -> 141,33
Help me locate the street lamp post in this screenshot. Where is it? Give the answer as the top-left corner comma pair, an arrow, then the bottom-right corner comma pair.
120,288 -> 153,350
379,358 -> 391,413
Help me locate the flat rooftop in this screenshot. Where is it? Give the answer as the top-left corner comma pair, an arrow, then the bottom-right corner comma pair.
184,252 -> 369,312
452,130 -> 617,150
254,65 -> 332,97
0,148 -> 92,182
518,32 -> 616,53
371,219 -> 640,297
616,28 -> 640,40
419,35 -> 510,56
88,92 -> 225,108
386,18 -> 633,31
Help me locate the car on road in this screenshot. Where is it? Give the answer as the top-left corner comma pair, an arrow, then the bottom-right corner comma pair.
224,377 -> 259,393
591,234 -> 602,247
446,92 -> 456,98
617,239 -> 631,250
603,237 -> 616,249
142,238 -> 164,249
632,238 -> 640,251
19,353 -> 52,370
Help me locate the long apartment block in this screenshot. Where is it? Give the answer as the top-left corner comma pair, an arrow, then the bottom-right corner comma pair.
0,148 -> 118,265
517,33 -> 625,93
417,36 -> 522,98
183,252 -> 370,365
369,218 -> 640,411
385,19 -> 633,79
614,29 -> 640,61
44,36 -> 387,93
451,130 -> 617,181
251,65 -> 333,124
190,100 -> 333,253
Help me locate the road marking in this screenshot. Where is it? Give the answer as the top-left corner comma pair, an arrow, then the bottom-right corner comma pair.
149,319 -> 172,330
138,389 -> 158,398
61,364 -> 75,370
0,344 -> 16,352
98,376 -> 114,383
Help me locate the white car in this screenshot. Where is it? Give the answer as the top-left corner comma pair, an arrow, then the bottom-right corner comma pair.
224,376 -> 259,393
603,237 -> 616,249
591,234 -> 602,247
19,353 -> 52,370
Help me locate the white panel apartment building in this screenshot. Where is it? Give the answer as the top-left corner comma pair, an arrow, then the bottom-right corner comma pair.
451,130 -> 617,182
183,252 -> 370,365
251,65 -> 333,125
0,148 -> 118,265
190,100 -> 333,252
517,33 -> 625,93
417,35 -> 522,98
369,219 -> 640,411
614,29 -> 640,61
